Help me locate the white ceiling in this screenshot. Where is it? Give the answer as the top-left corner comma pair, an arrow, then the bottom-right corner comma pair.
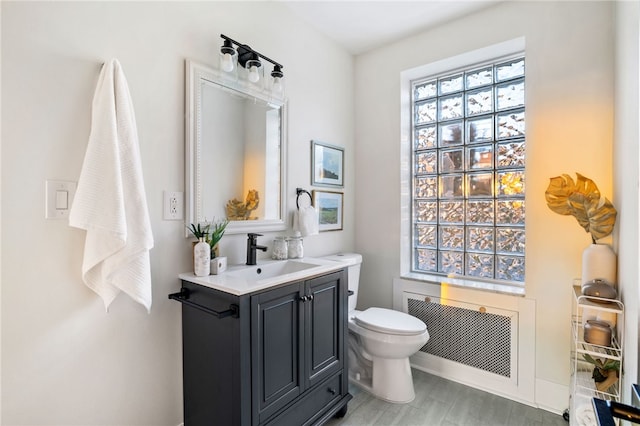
281,1 -> 501,55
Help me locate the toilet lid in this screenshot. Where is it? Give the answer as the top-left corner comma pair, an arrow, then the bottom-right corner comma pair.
354,307 -> 427,336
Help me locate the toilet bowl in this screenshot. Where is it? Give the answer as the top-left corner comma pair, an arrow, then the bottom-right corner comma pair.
321,253 -> 430,403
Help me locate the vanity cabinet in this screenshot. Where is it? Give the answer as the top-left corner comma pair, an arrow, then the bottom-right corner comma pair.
173,269 -> 350,426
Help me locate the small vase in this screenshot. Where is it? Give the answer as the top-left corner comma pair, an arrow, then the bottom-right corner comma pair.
581,243 -> 617,290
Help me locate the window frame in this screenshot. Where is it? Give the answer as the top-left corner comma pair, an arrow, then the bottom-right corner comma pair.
399,38 -> 526,294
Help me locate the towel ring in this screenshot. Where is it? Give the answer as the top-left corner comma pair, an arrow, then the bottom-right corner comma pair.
296,188 -> 313,210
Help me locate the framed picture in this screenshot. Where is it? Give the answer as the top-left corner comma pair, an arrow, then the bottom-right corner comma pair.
313,190 -> 343,232
311,140 -> 344,187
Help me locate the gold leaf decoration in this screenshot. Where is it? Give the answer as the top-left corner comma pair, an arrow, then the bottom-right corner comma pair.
226,189 -> 260,221
588,197 -> 617,240
545,174 -> 577,216
545,173 -> 617,242
245,189 -> 259,210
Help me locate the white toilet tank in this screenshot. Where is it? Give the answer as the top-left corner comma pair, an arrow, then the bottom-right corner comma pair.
321,253 -> 362,312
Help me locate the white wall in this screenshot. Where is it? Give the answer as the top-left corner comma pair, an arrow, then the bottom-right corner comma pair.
1,2 -> 354,424
614,0 -> 640,401
354,0 -> 615,407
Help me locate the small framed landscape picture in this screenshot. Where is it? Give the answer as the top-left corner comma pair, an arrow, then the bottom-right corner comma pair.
313,190 -> 343,232
311,140 -> 344,187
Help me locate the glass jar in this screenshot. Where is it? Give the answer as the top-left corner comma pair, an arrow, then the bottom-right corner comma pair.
272,237 -> 288,260
287,236 -> 303,259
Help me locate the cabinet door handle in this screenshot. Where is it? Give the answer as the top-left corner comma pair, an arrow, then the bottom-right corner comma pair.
308,294 -> 314,301
328,388 -> 336,395
300,295 -> 309,302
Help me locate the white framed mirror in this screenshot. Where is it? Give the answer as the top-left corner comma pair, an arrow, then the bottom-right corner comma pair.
185,60 -> 287,235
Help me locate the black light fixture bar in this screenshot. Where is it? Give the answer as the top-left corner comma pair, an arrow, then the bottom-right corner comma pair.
220,34 -> 283,70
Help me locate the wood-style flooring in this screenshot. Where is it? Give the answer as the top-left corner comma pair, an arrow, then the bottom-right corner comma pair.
326,369 -> 568,426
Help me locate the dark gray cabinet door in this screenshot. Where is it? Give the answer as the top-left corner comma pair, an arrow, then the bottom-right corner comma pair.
251,283 -> 304,424
251,270 -> 347,425
305,272 -> 343,389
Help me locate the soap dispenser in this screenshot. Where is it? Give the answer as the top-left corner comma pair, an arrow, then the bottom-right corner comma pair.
193,237 -> 211,276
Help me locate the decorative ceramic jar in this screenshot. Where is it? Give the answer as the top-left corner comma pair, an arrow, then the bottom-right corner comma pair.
584,320 -> 612,346
582,279 -> 617,300
287,236 -> 303,259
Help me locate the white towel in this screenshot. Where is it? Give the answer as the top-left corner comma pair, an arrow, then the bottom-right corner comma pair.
69,59 -> 154,312
293,205 -> 319,237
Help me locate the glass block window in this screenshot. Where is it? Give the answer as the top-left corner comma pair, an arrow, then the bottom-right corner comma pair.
411,57 -> 525,283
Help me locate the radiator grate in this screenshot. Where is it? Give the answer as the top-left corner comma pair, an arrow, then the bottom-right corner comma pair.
408,298 -> 511,378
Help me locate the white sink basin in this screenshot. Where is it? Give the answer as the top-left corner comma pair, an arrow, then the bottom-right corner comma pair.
226,260 -> 319,281
179,257 -> 345,296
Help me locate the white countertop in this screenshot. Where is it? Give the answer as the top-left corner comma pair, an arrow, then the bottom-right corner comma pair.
178,257 -> 345,296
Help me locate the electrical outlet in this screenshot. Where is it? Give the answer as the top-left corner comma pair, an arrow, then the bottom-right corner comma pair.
163,191 -> 184,220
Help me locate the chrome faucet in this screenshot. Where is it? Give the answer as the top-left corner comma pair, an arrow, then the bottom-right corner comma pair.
246,233 -> 267,265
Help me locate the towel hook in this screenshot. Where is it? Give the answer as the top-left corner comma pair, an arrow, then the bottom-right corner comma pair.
296,188 -> 313,210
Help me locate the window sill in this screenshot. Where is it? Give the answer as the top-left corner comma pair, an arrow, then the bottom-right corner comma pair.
401,272 -> 525,297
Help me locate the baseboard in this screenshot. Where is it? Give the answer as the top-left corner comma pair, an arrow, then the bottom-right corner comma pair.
535,378 -> 569,415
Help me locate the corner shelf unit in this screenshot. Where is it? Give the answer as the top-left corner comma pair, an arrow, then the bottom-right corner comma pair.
570,284 -> 624,425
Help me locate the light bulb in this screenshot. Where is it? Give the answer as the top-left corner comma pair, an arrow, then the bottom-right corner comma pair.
248,65 -> 260,83
221,53 -> 234,72
272,77 -> 283,93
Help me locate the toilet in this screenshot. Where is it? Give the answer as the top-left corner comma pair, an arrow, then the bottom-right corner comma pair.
321,253 -> 429,403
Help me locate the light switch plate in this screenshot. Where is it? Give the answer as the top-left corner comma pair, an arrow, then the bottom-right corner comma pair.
46,180 -> 76,219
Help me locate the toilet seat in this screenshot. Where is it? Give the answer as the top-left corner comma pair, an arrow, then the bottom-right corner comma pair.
354,307 -> 426,336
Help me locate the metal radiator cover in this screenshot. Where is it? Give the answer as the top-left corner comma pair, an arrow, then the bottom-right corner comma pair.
408,297 -> 512,378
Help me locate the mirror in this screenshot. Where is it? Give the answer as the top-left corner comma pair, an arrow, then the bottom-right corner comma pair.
185,60 -> 287,235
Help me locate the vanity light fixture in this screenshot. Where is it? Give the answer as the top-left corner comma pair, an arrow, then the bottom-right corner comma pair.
219,39 -> 237,73
244,52 -> 262,84
271,64 -> 284,95
219,34 -> 284,95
